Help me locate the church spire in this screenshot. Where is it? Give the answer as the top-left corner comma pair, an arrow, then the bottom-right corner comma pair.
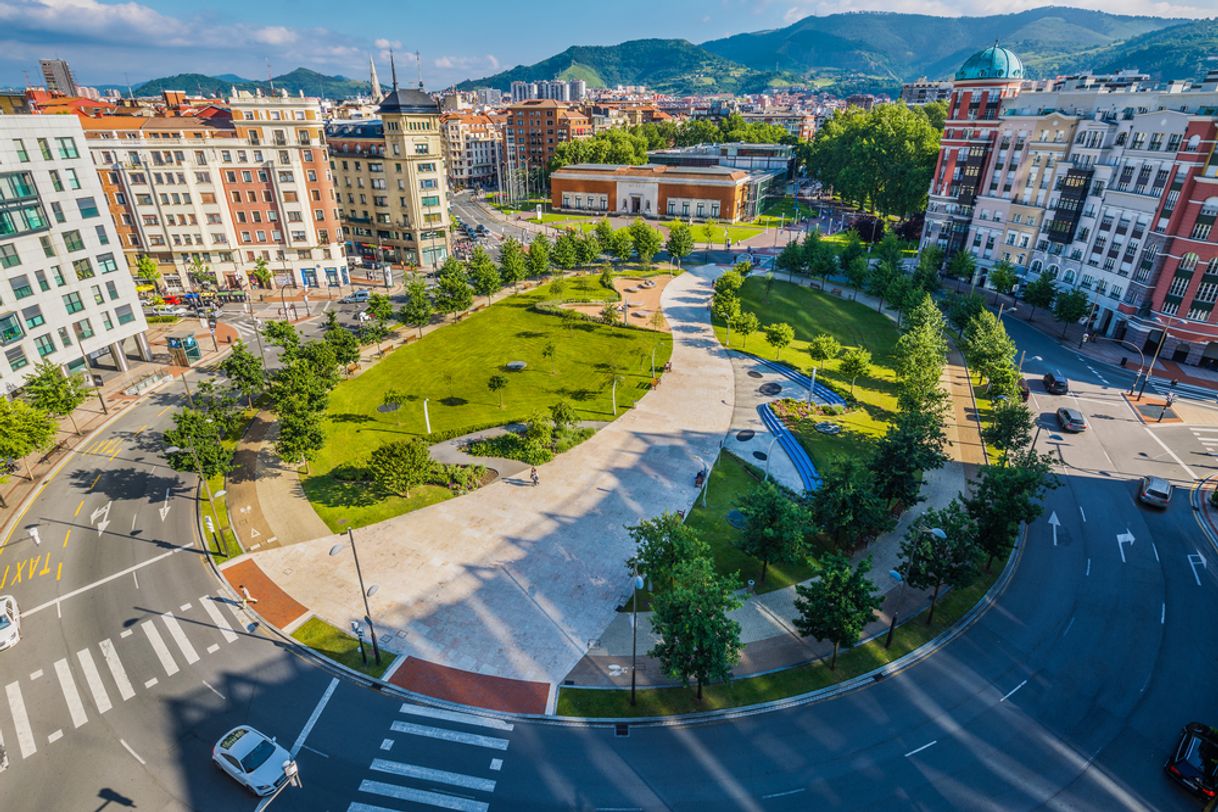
390,50 -> 399,93
368,56 -> 383,103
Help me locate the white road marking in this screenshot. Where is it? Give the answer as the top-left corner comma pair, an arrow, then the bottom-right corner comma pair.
1117,530 -> 1135,564
1152,542 -> 1160,563
762,789 -> 805,799
291,677 -> 338,757
6,682 -> 36,757
144,677 -> 158,689
140,620 -> 179,676
120,629 -> 133,638
1000,680 -> 1027,702
161,612 -> 199,664
1188,552 -> 1207,586
206,643 -> 219,654
302,744 -> 330,758
202,680 -> 225,700
179,602 -> 192,611
1063,616 -> 1076,638
132,571 -> 139,590
489,758 -> 502,771
99,638 -> 135,701
905,740 -> 938,758
389,720 -> 510,751
76,649 -> 112,714
1079,506 -> 1086,522
398,703 -> 515,732
380,739 -> 394,751
54,658 -> 88,728
1161,603 -> 1166,624
199,596 -> 239,642
1086,558 -> 1091,576
47,730 -> 63,744
371,758 -> 496,792
120,738 -> 146,765
356,780 -> 489,812
24,547 -> 182,618
29,669 -> 42,680
1143,426 -> 1198,480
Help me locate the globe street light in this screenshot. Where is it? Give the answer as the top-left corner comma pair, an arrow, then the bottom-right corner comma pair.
629,563 -> 646,706
329,528 -> 381,665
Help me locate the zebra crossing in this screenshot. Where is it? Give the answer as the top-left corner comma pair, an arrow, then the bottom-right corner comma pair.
347,703 -> 514,812
1189,426 -> 1218,454
0,594 -> 248,764
1146,376 -> 1217,403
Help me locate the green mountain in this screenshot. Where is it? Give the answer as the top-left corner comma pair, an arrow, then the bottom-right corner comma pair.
1060,18 -> 1218,81
134,68 -> 377,100
457,38 -> 792,96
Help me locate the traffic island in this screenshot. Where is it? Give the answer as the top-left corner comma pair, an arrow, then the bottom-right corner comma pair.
1122,393 -> 1182,424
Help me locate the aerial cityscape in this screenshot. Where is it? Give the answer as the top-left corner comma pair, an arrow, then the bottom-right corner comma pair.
1,0 -> 1218,809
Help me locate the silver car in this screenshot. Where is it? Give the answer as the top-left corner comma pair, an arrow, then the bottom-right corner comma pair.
212,726 -> 293,796
0,596 -> 21,651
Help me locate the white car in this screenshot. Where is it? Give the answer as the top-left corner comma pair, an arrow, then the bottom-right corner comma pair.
0,596 -> 20,650
212,726 -> 292,796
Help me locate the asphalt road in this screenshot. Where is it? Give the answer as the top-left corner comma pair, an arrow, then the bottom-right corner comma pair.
0,301 -> 1214,811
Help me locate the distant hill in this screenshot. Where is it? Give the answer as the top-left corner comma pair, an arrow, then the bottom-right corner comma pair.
134,67 -> 378,99
1062,18 -> 1218,81
457,38 -> 793,96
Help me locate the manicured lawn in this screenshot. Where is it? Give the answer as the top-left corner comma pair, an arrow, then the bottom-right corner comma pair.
291,617 -> 390,679
206,410 -> 256,564
302,273 -> 672,530
715,277 -> 901,470
664,220 -> 764,246
557,566 -> 1000,717
755,198 -> 818,228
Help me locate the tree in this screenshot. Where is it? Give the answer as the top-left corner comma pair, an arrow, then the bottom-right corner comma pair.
269,356 -> 333,417
885,273 -> 919,326
665,222 -> 694,268
1022,274 -> 1057,321
594,217 -> 615,246
399,277 -> 435,338
893,309 -> 948,414
541,341 -> 557,375
262,320 -> 299,354
366,292 -> 394,323
775,240 -> 805,280
0,398 -> 55,483
843,255 -> 869,300
23,361 -> 89,435
600,302 -> 621,325
711,294 -> 741,347
898,500 -> 979,625
764,322 -> 794,360
576,231 -> 602,267
219,340 -> 264,407
368,438 -> 434,498
487,374 -> 508,409
736,311 -> 760,350
323,325 -> 361,370
135,255 -> 162,294
915,245 -> 944,291
249,256 -> 273,289
838,346 -> 872,396
163,407 -> 233,479
736,480 -> 810,585
871,409 -> 948,508
606,229 -> 635,265
983,399 -> 1035,464
945,292 -> 985,335
434,260 -> 474,318
793,553 -> 882,670
468,246 -> 501,305
648,556 -> 743,701
807,239 -> 838,290
527,233 -> 551,278
946,251 -> 976,285
1053,288 -> 1090,337
275,408 -> 325,471
550,399 -> 577,434
701,219 -> 718,248
498,237 -> 529,290
962,310 -> 1016,386
713,269 -> 744,297
811,456 -> 894,550
628,512 -> 710,593
964,448 -> 1056,567
551,231 -> 579,271
807,332 -> 842,366
866,257 -> 899,313
987,259 -> 1018,304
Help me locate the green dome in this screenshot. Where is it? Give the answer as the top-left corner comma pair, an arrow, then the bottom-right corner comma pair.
955,45 -> 1024,81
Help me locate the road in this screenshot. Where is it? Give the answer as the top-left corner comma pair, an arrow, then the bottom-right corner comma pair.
0,302 -> 1214,810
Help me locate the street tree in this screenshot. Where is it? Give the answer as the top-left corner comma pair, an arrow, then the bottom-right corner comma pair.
1022,274 -> 1057,320
871,408 -> 949,508
627,512 -> 710,593
711,294 -> 741,347
629,219 -> 662,268
398,277 -> 435,338
275,408 -> 325,471
191,378 -> 242,439
262,320 -> 300,354
736,480 -> 810,585
665,222 -> 694,268
894,311 -> 948,414
606,229 -> 635,265
249,256 -> 273,289
0,398 -> 55,483
713,269 -> 744,297
551,231 -> 579,271
946,250 -> 976,285
807,332 -> 842,366
527,234 -> 551,278
914,245 -> 944,291
434,260 -> 474,319
366,292 -> 394,323
885,273 -> 918,326
701,219 -> 718,248
648,556 -> 743,701
1053,288 -> 1090,337
811,456 -> 894,550
898,500 -> 980,624
324,326 -> 361,370
487,373 -> 508,409
736,311 -> 760,350
594,217 -> 615,246
843,255 -> 869,300
576,231 -> 602,266
945,292 -> 985,335
764,322 -> 795,360
838,346 -> 872,396
219,340 -> 264,407
22,360 -> 89,435
866,257 -> 899,313
775,240 -> 804,280
368,438 -> 434,497
903,293 -> 947,337
498,237 -> 529,289
962,310 -> 1016,386
984,398 -> 1035,464
468,246 -> 502,305
963,448 -> 1056,567
269,356 -> 333,417
807,239 -> 838,290
793,553 -> 882,669
135,255 -> 162,294
987,260 -> 1018,304
162,407 -> 233,479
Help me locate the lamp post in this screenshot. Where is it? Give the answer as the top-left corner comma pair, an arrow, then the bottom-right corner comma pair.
1138,317 -> 1175,400
629,563 -> 645,706
253,758 -> 302,811
1082,334 -> 1146,396
165,442 -> 224,554
329,528 -> 381,665
763,434 -> 780,482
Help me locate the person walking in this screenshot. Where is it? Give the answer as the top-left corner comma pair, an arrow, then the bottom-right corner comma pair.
239,584 -> 258,607
530,467 -> 539,487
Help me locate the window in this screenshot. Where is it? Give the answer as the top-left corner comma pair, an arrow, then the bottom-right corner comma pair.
90,285 -> 104,305
97,253 -> 118,274
100,311 -> 113,330
51,266 -> 65,287
73,258 -> 95,279
49,170 -> 64,192
414,144 -> 429,155
418,162 -> 435,173
0,313 -> 22,343
65,168 -> 80,190
63,230 -> 85,252
421,195 -> 439,208
95,225 -> 110,246
73,318 -> 94,341
33,333 -> 55,358
37,138 -> 52,160
105,281 -> 119,300
5,346 -> 28,371
0,243 -> 17,268
115,304 -> 135,325
77,197 -> 100,219
63,291 -> 84,314
55,137 -> 80,159
13,139 -> 28,162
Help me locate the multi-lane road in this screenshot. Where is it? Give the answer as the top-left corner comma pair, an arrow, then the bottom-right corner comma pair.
0,302 -> 1214,810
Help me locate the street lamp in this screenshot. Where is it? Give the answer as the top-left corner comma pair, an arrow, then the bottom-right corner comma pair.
629,563 -> 645,706
328,528 -> 381,665
165,443 -> 225,554
1082,334 -> 1147,397
253,758 -> 302,811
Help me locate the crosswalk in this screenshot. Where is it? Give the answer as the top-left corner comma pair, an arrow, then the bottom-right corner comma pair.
347,703 -> 514,812
1146,376 -> 1217,403
0,593 -> 248,764
1189,426 -> 1218,454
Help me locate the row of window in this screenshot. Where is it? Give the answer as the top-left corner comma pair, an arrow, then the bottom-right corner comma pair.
12,136 -> 80,162
3,302 -> 133,373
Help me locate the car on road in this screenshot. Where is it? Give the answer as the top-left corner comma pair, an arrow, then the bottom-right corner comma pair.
145,305 -> 190,317
1043,370 -> 1070,395
339,289 -> 371,304
0,596 -> 20,650
213,725 -> 292,796
1165,722 -> 1218,800
476,224 -> 489,235
1137,476 -> 1173,508
1056,407 -> 1087,432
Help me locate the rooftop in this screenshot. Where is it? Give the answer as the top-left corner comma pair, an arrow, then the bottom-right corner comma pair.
955,45 -> 1024,82
377,86 -> 439,115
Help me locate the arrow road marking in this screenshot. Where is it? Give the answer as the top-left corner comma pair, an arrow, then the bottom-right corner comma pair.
1048,511 -> 1061,546
158,489 -> 171,522
1188,552 -> 1207,586
90,501 -> 112,537
1117,530 -> 1135,563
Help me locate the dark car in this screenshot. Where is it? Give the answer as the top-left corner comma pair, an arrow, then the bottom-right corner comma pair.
1056,407 -> 1086,432
1043,370 -> 1070,395
1165,723 -> 1218,800
1018,377 -> 1030,402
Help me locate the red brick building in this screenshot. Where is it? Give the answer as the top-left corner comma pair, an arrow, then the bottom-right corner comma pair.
502,99 -> 590,171
549,164 -> 752,222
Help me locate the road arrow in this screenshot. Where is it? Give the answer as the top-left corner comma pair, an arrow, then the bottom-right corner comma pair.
91,500 -> 112,537
1048,511 -> 1061,546
158,488 -> 171,522
1117,530 -> 1135,563
1188,551 -> 1207,586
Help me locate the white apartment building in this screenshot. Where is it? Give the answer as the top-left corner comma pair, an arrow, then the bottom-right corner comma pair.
440,113 -> 502,190
1,115 -> 150,395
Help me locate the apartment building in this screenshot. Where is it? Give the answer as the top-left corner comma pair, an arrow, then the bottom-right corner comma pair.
326,86 -> 450,268
901,78 -> 954,106
739,110 -> 817,141
1,115 -> 151,394
440,113 -> 501,190
79,90 -> 346,291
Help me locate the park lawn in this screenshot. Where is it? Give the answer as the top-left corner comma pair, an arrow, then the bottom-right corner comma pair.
756,198 -> 818,228
970,389 -> 1003,465
205,409 -> 257,564
291,616 -> 390,679
715,277 -> 901,470
664,220 -> 764,246
557,566 -> 999,717
302,273 -> 672,530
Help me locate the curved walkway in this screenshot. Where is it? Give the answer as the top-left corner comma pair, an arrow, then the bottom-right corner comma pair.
236,268 -> 735,711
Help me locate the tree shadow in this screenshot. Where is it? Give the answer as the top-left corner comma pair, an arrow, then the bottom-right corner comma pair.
516,330 -> 546,339
329,412 -> 374,425
300,471 -> 383,509
440,396 -> 469,407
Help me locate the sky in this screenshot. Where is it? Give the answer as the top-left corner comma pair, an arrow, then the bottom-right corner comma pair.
1,0 -> 1213,90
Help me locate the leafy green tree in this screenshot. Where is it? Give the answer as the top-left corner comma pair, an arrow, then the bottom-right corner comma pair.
262,320 -> 299,354
136,255 -> 162,293
368,438 -> 434,497
163,407 -> 233,479
1022,274 -> 1057,321
843,255 -> 869,300
527,234 -> 551,278
275,408 -> 325,471
807,332 -> 842,366
498,237 -> 529,290
434,259 -> 474,318
551,231 -> 579,271
775,240 -> 805,279
964,448 -> 1056,567
0,397 -> 55,482
468,246 -> 501,305
398,277 -> 434,338
294,340 -> 340,391
606,229 -> 635,264
594,217 -> 615,246
893,310 -> 948,414
838,346 -> 872,396
987,259 -> 1018,303
737,480 -> 810,585
984,399 -> 1035,464
219,340 -> 264,407
885,273 -> 919,326
945,291 -> 985,335
793,553 -> 882,669
946,251 -> 976,285
576,231 -> 602,266
963,310 -> 1016,386
487,373 -> 508,409
323,325 -> 361,370
711,294 -> 741,347
764,322 -> 795,360
811,456 -> 894,550
736,311 -> 760,350
838,231 -> 866,271
866,257 -> 899,313
249,256 -> 273,289
665,222 -> 694,268
598,264 -> 615,290
701,219 -> 718,248
23,361 -> 89,435
915,245 -> 945,291
903,293 -> 947,337
191,378 -> 242,439
1053,288 -> 1091,337
648,556 -> 743,701
628,512 -> 710,593
713,270 -> 744,297
366,292 -> 394,323
269,356 -> 333,417
541,341 -> 557,375
898,501 -> 980,624
629,219 -> 663,267
550,399 -> 577,433
871,409 -> 948,508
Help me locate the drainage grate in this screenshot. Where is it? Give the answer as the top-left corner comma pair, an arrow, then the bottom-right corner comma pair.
615,723 -> 629,737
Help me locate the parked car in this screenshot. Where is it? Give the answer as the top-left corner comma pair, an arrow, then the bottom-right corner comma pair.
476,224 -> 489,235
339,289 -> 371,304
212,726 -> 292,796
0,596 -> 20,651
1138,476 -> 1173,508
1165,722 -> 1218,800
1043,370 -> 1070,395
1056,407 -> 1087,432
1018,377 -> 1030,402
147,305 -> 189,317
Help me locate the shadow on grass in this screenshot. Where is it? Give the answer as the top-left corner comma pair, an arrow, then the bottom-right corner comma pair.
301,472 -> 383,509
330,412 -> 374,425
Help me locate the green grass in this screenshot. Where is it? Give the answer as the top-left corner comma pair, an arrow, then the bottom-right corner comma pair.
715,277 -> 901,470
302,273 -> 672,530
755,198 -> 818,228
291,617 -> 390,679
205,410 -> 256,564
557,567 -> 999,717
664,220 -> 764,245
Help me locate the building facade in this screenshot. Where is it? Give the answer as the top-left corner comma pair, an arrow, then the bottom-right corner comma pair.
440,113 -> 501,190
550,163 -> 757,222
1,115 -> 151,394
40,59 -> 78,97
502,99 -> 590,198
901,78 -> 953,106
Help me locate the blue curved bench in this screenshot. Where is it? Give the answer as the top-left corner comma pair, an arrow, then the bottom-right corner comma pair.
754,357 -> 846,408
758,403 -> 821,492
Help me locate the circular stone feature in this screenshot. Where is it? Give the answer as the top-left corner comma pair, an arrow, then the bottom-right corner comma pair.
747,370 -> 764,379
377,403 -> 400,413
752,451 -> 768,461
759,382 -> 782,396
505,361 -> 527,371
736,429 -> 756,442
726,509 -> 747,529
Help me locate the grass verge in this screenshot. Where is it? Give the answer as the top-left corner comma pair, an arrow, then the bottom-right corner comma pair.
291,616 -> 390,679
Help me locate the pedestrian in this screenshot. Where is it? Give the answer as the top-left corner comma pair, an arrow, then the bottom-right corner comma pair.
239,584 -> 258,607
530,466 -> 539,487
